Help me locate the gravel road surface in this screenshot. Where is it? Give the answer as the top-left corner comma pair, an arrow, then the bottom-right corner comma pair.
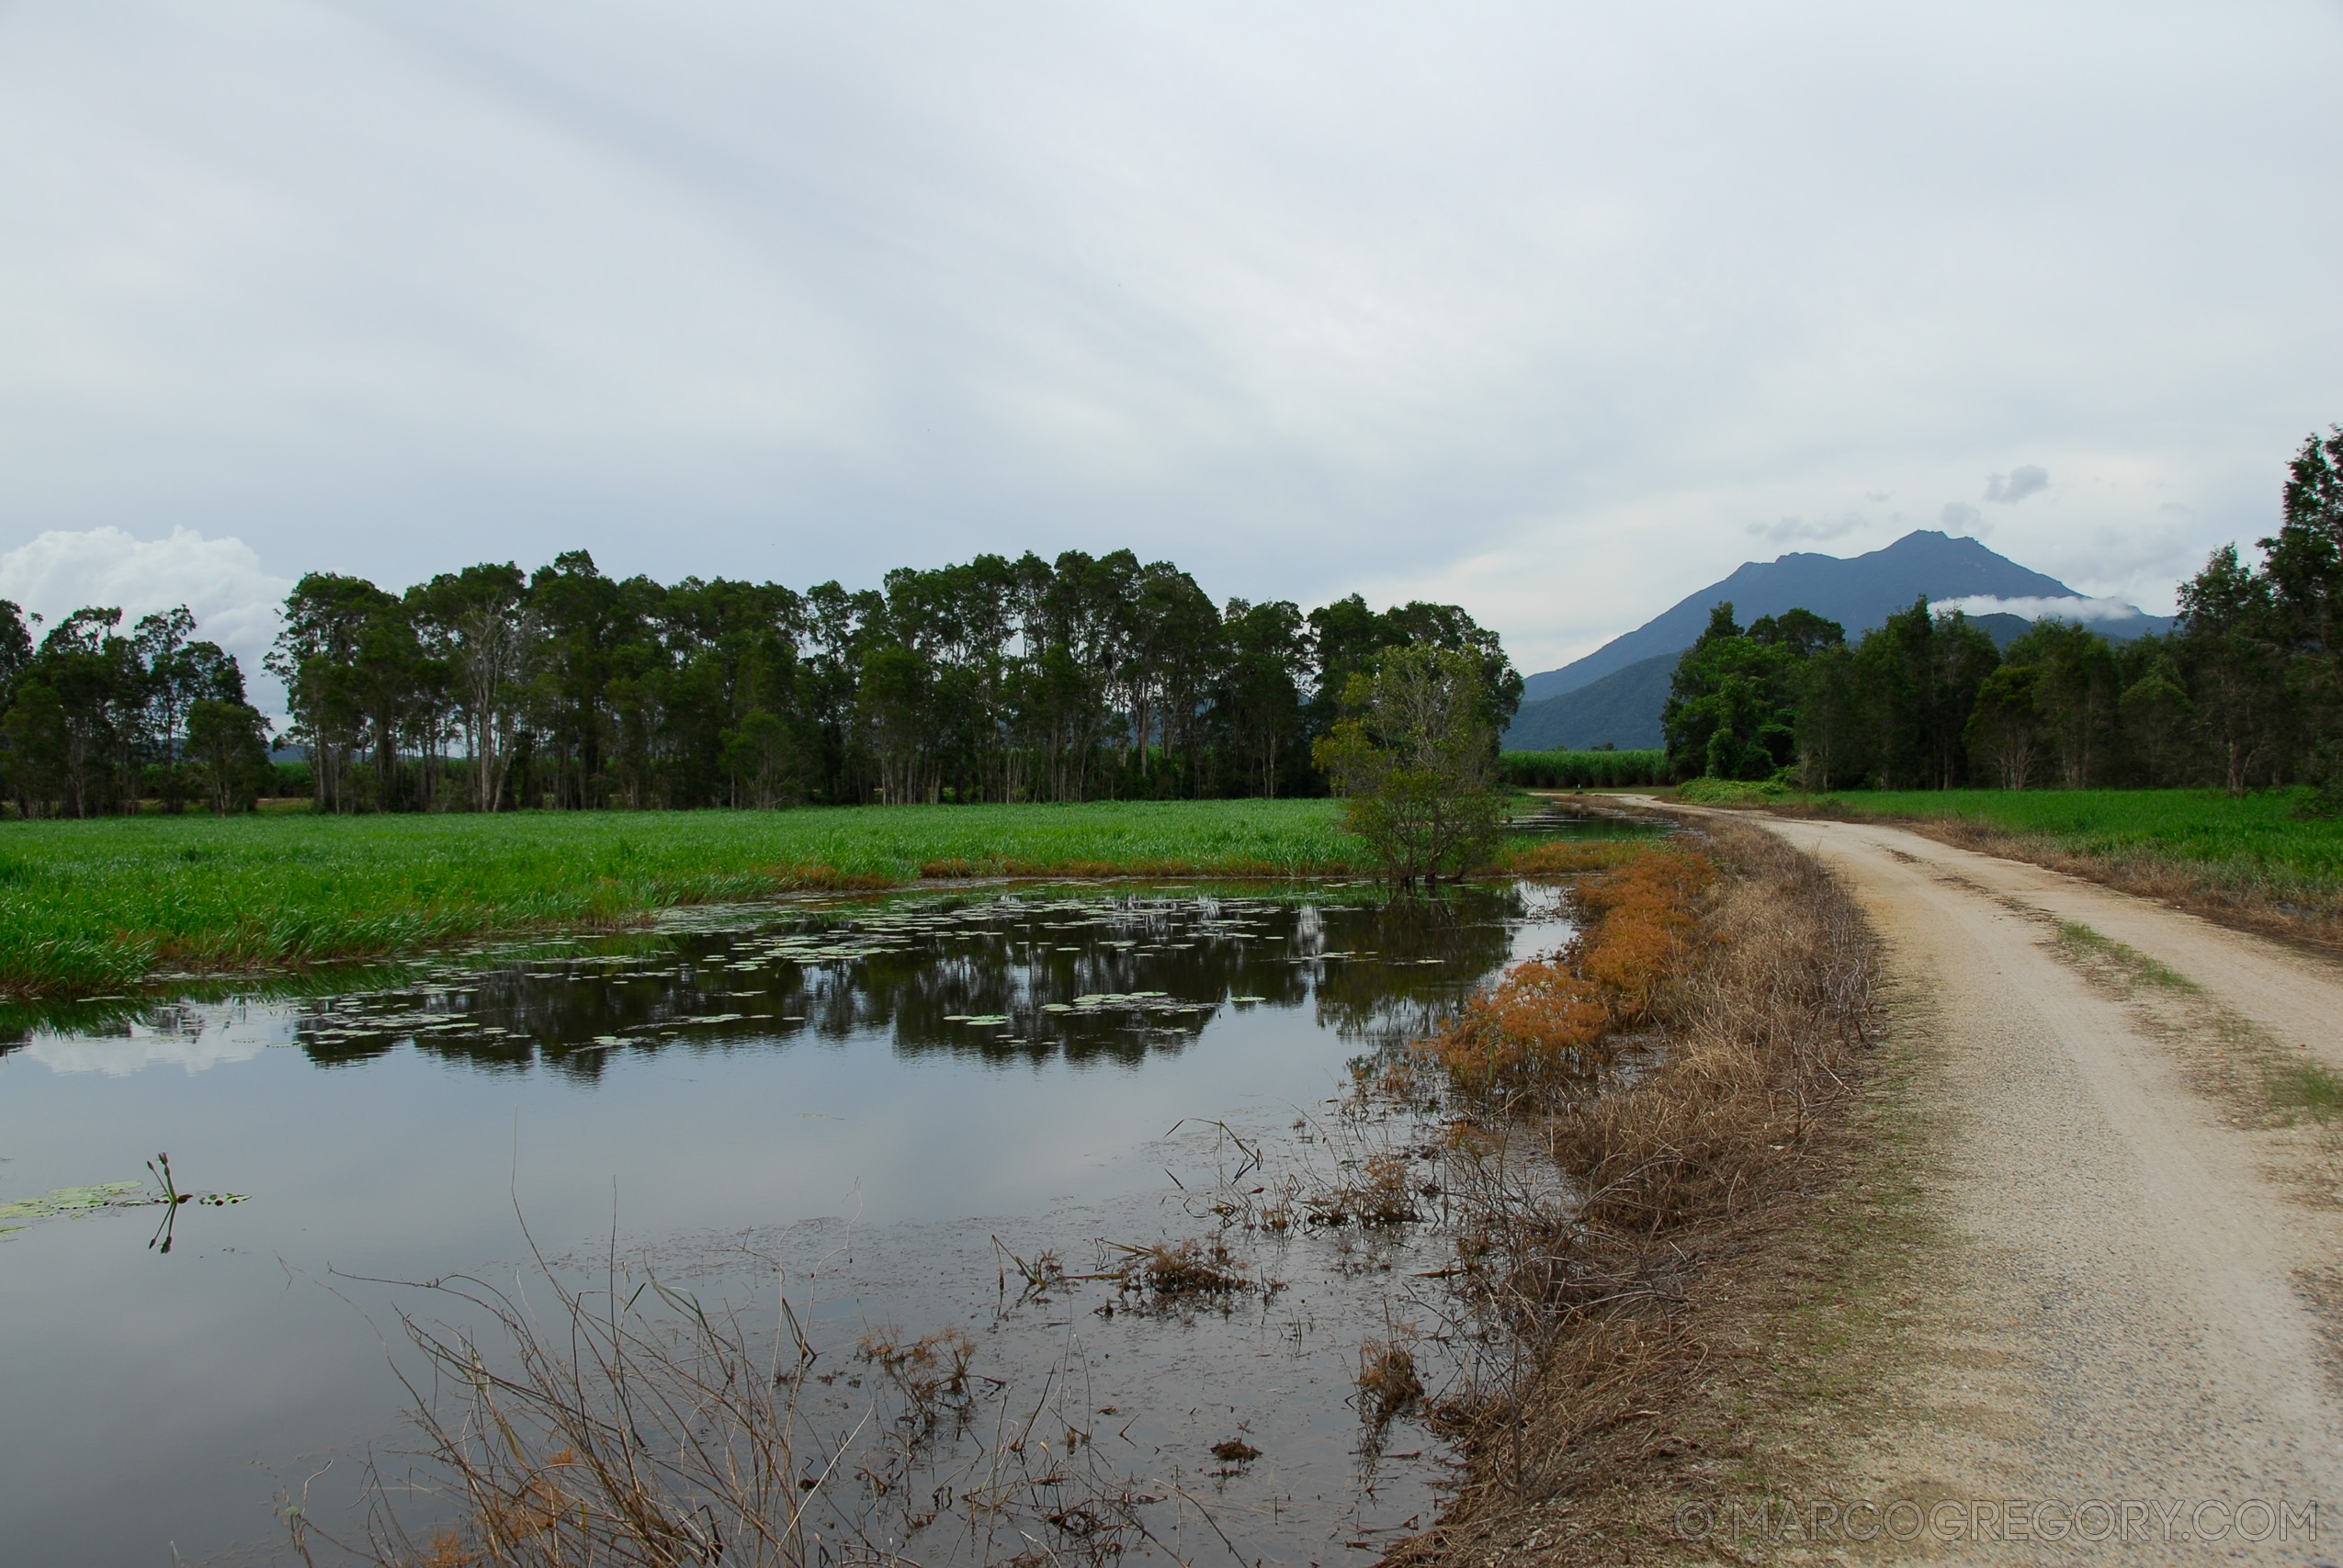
1647,806 -> 2343,1562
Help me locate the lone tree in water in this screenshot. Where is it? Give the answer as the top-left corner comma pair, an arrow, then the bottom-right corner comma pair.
1312,644 -> 1506,892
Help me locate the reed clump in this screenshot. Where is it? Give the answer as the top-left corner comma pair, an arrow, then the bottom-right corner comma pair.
1307,1152 -> 1421,1226
1357,1336 -> 1426,1430
1109,1235 -> 1254,1306
309,1265 -> 838,1568
856,1325 -> 977,1428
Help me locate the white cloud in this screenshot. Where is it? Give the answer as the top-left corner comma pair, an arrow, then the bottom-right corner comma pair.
0,526 -> 290,712
1985,465 -> 2051,504
1930,593 -> 2153,624
25,1004 -> 295,1076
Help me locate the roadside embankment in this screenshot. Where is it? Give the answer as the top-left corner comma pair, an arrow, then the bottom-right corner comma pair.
1395,818 -> 1883,1565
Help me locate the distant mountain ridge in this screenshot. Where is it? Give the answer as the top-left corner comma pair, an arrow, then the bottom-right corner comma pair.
1504,530 -> 2174,751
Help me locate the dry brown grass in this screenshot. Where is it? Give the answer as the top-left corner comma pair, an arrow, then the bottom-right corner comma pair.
1388,820 -> 1880,1568
1431,848 -> 1716,1101
1359,1334 -> 1429,1431
1488,840 -> 1654,878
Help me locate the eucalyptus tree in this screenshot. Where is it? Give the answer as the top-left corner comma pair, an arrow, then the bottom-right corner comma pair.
269,574 -> 395,812
2001,621 -> 2120,788
415,564 -> 538,813
1661,604 -> 1844,782
2174,545 -> 2290,795
1218,598 -> 1311,797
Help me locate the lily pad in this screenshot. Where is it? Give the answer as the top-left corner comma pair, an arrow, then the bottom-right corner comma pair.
0,1180 -> 145,1227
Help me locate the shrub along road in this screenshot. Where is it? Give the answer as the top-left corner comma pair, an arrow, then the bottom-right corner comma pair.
1643,800 -> 2343,1557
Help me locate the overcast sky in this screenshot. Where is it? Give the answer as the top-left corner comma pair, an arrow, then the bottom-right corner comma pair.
3,1 -> 2339,705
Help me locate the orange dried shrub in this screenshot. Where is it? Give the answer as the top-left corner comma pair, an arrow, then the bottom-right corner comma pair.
1433,959 -> 1611,1097
1432,847 -> 1715,1100
1575,849 -> 1715,1020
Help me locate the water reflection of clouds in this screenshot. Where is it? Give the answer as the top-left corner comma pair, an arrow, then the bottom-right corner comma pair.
26,1002 -> 298,1077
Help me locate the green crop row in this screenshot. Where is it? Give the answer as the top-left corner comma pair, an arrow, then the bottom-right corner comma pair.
1498,750 -> 1670,788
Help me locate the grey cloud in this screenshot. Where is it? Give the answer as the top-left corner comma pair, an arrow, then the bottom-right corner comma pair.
0,3 -> 2334,675
1941,502 -> 1986,533
1986,466 -> 2051,504
1749,514 -> 1866,545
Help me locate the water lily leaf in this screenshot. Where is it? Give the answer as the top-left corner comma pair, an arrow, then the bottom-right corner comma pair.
0,1180 -> 145,1228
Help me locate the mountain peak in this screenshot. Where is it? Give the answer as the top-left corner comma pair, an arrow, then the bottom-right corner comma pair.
1520,530 -> 2078,705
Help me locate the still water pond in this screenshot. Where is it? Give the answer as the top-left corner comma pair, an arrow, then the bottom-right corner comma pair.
0,879 -> 1579,1567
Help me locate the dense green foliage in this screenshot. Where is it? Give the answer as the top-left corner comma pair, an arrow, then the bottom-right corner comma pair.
0,801 -> 1367,996
1496,749 -> 1669,788
1810,788 -> 2343,895
1662,425 -> 2343,798
0,549 -> 1522,818
0,604 -> 273,818
1662,606 -> 1854,783
1312,645 -> 1507,889
260,550 -> 1520,813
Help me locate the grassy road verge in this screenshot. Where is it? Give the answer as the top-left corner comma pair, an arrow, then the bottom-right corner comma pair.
1788,789 -> 2343,953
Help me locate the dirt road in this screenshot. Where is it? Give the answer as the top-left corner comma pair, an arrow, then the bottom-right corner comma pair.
1647,805 -> 2343,1561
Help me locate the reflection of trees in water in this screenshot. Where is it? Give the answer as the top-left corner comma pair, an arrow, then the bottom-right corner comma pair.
31,886 -> 1552,1078
1307,886 -> 1531,1055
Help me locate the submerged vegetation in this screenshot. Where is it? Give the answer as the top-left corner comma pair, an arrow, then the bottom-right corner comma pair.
0,797 -> 1663,1000
253,824 -> 1879,1567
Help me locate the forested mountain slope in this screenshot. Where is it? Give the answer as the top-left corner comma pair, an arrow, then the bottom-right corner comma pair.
1506,531 -> 2172,750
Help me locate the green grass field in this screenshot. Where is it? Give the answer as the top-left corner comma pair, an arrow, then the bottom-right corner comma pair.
0,802 -> 1375,997
1805,788 -> 2343,897
1497,749 -> 1669,788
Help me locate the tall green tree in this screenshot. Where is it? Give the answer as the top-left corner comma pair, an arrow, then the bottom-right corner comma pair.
1661,604 -> 1844,781
2175,545 -> 2288,795
1853,598 -> 1999,789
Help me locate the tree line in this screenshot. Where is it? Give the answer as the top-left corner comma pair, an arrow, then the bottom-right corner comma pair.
1664,426 -> 2343,799
0,604 -> 274,818
0,547 -> 1522,818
